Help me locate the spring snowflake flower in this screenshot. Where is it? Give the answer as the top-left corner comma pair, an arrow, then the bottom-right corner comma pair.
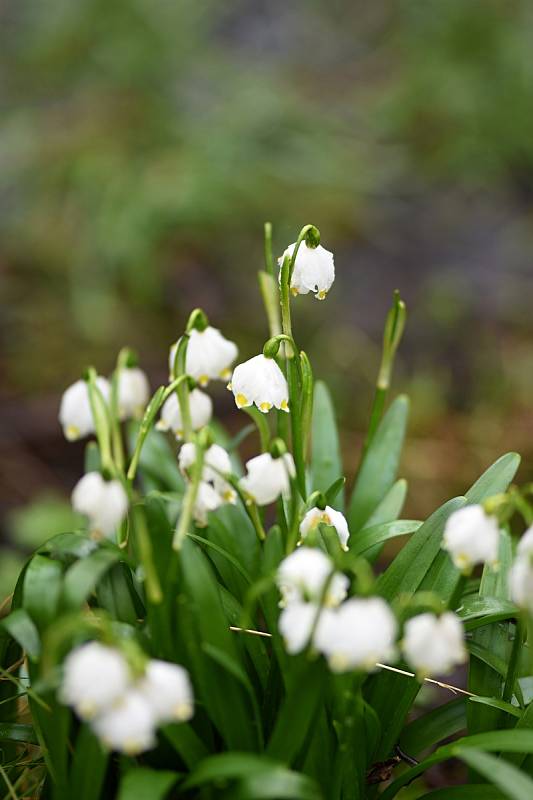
138,660 -> 194,724
191,481 -> 223,527
60,642 -> 130,720
71,472 -> 128,540
517,525 -> 533,556
179,442 -> 236,503
280,241 -> 335,300
117,367 -> 150,420
510,556 -> 533,613
239,452 -> 295,505
276,547 -> 348,608
402,612 -> 466,678
229,354 -> 289,413
315,597 -> 397,672
59,377 -> 110,441
442,504 -> 500,573
156,389 -> 212,439
169,327 -> 238,386
300,506 -> 351,551
92,690 -> 156,755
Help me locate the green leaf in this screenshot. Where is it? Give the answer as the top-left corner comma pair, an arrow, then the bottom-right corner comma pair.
161,723 -> 208,770
118,767 -> 179,800
459,597 -> 518,631
311,381 -> 344,510
469,696 -> 521,719
465,453 -> 521,504
0,609 -> 40,660
417,787 -> 506,800
0,723 -> 37,745
22,554 -> 63,631
350,520 -> 421,557
458,748 -> 533,800
69,724 -> 109,800
231,770 -> 322,799
61,547 -> 121,610
365,478 -> 408,527
399,698 -> 466,756
348,395 -> 409,532
40,532 -> 98,560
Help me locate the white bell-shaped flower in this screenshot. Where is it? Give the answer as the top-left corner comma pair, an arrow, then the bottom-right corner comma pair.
169,327 -> 238,386
138,660 -> 194,724
60,642 -> 130,720
315,597 -> 397,672
191,481 -> 223,527
156,389 -> 212,439
276,547 -> 348,608
230,354 -> 289,414
239,452 -> 295,506
442,504 -> 500,573
280,241 -> 335,300
517,525 -> 533,556
510,556 -> 533,613
92,690 -> 156,755
71,472 -> 128,540
278,602 -> 337,655
300,506 -> 351,551
117,367 -> 150,420
59,377 -> 110,441
179,442 -> 236,503
402,612 -> 466,678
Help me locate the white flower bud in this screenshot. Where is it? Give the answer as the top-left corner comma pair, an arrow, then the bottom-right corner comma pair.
442,505 -> 500,573
71,472 -> 128,540
300,506 -> 351,551
239,452 -> 295,506
117,367 -> 150,420
59,642 -> 130,720
137,660 -> 194,724
59,377 -> 110,441
191,481 -> 223,527
169,327 -> 238,386
179,442 -> 236,503
402,612 -> 466,678
510,556 -> 533,613
230,354 -> 289,414
156,389 -> 212,439
315,597 -> 397,672
276,547 -> 348,608
92,690 -> 156,755
280,241 -> 335,300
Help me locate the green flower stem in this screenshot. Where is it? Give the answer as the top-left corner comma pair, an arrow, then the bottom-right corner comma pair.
258,271 -> 282,338
127,376 -> 189,483
300,350 -> 314,460
448,573 -> 468,612
172,334 -> 193,442
502,617 -> 525,705
173,438 -> 205,551
242,405 -> 271,452
224,475 -> 267,542
132,504 -> 163,604
86,367 -> 114,474
263,221 -> 274,276
109,348 -> 131,473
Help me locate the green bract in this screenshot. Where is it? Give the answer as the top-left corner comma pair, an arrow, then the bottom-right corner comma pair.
1,224 -> 532,800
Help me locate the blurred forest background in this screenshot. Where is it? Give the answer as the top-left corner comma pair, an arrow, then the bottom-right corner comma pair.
2,0 -> 533,596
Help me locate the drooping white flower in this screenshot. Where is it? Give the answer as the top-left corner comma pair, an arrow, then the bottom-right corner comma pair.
510,556 -> 533,613
117,367 -> 150,420
239,452 -> 295,506
315,597 -> 397,672
59,377 -> 110,441
230,354 -> 289,414
169,327 -> 238,386
402,612 -> 466,678
442,504 -> 500,573
138,660 -> 194,724
517,525 -> 533,556
276,547 -> 348,608
300,506 -> 351,551
71,472 -> 128,540
92,690 -> 156,755
156,389 -> 212,439
60,642 -> 130,720
192,481 -> 223,527
179,442 -> 236,503
280,241 -> 335,300
278,602 -> 338,655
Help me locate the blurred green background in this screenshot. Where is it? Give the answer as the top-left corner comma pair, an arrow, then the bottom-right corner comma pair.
2,0 -> 533,599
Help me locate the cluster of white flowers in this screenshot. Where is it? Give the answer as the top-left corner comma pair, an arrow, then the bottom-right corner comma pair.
71,472 -> 128,540
60,641 -> 193,755
510,526 -> 533,613
277,547 -> 466,677
178,441 -> 236,526
442,504 -> 500,573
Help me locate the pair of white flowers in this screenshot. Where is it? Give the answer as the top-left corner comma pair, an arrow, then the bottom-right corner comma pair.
277,547 -> 466,677
59,368 -> 150,442
60,642 -> 193,755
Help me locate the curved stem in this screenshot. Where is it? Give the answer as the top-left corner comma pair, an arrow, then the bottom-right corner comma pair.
87,368 -> 114,475
172,335 -> 193,441
173,438 -> 205,551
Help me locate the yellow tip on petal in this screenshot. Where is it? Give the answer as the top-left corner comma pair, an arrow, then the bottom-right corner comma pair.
291,287 -> 300,297
316,289 -> 328,300
198,374 -> 209,387
226,382 -> 233,391
65,424 -> 80,441
220,368 -> 231,380
259,401 -> 272,413
280,399 -> 289,412
236,393 -> 249,408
